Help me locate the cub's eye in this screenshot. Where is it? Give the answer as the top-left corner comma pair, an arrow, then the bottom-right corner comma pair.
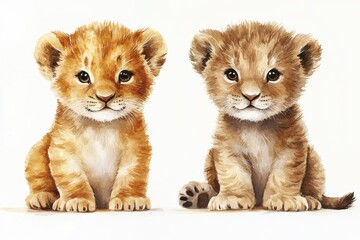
266,68 -> 281,82
76,71 -> 91,84
224,69 -> 239,82
118,70 -> 134,84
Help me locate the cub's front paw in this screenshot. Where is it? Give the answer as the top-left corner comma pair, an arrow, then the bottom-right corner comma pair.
26,192 -> 58,210
263,194 -> 308,211
208,194 -> 255,211
52,198 -> 96,212
109,197 -> 150,211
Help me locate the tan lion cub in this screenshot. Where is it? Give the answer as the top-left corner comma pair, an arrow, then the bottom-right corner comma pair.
179,22 -> 354,211
25,22 -> 166,212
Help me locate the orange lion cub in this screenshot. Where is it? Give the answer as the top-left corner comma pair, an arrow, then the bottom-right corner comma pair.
25,22 -> 166,212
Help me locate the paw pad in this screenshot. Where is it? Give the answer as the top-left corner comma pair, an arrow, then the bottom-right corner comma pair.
179,182 -> 216,209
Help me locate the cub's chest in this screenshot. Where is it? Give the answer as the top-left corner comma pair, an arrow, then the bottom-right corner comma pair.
79,127 -> 121,177
232,129 -> 276,204
77,127 -> 121,207
233,129 -> 274,172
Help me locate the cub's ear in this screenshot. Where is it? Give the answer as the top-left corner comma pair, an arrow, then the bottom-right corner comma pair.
137,28 -> 167,77
189,29 -> 223,74
295,35 -> 322,77
34,31 -> 68,80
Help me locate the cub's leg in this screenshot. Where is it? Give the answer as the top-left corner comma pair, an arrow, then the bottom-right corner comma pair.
263,149 -> 308,211
178,149 -> 218,208
208,148 -> 256,211
25,134 -> 59,210
301,147 -> 325,210
109,135 -> 151,211
48,143 -> 96,212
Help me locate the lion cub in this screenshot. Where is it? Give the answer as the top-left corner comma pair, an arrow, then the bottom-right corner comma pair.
179,22 -> 354,211
25,22 -> 166,212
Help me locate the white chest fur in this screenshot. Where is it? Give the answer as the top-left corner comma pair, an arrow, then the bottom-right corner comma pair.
234,128 -> 273,204
79,126 -> 121,208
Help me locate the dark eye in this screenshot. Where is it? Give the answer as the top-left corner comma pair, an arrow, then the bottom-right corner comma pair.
224,69 -> 239,82
266,68 -> 281,82
76,71 -> 91,84
118,70 -> 134,84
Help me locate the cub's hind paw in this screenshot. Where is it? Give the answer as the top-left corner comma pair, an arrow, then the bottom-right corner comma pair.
179,181 -> 217,209
109,197 -> 150,211
52,198 -> 96,212
305,196 -> 322,210
26,192 -> 58,210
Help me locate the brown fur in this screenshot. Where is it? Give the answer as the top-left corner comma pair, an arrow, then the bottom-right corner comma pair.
25,22 -> 166,212
180,22 -> 354,211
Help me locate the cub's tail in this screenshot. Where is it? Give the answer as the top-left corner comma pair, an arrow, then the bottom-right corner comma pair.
178,181 -> 217,209
321,192 -> 355,209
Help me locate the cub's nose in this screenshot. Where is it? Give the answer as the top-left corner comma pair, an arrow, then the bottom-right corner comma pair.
96,94 -> 115,103
242,93 -> 260,101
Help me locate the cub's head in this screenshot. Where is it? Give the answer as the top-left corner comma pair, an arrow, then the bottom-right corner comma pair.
190,22 -> 321,122
35,22 -> 166,122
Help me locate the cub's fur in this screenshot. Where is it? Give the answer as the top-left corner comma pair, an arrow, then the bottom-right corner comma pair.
179,22 -> 354,211
25,22 -> 166,212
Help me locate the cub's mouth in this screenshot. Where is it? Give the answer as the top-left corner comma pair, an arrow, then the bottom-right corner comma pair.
232,105 -> 259,111
86,106 -> 126,112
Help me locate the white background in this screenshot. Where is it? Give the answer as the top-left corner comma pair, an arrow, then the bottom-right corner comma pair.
0,0 -> 359,239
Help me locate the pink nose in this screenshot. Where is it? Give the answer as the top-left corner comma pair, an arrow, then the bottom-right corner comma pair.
242,93 -> 260,101
96,94 -> 114,103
